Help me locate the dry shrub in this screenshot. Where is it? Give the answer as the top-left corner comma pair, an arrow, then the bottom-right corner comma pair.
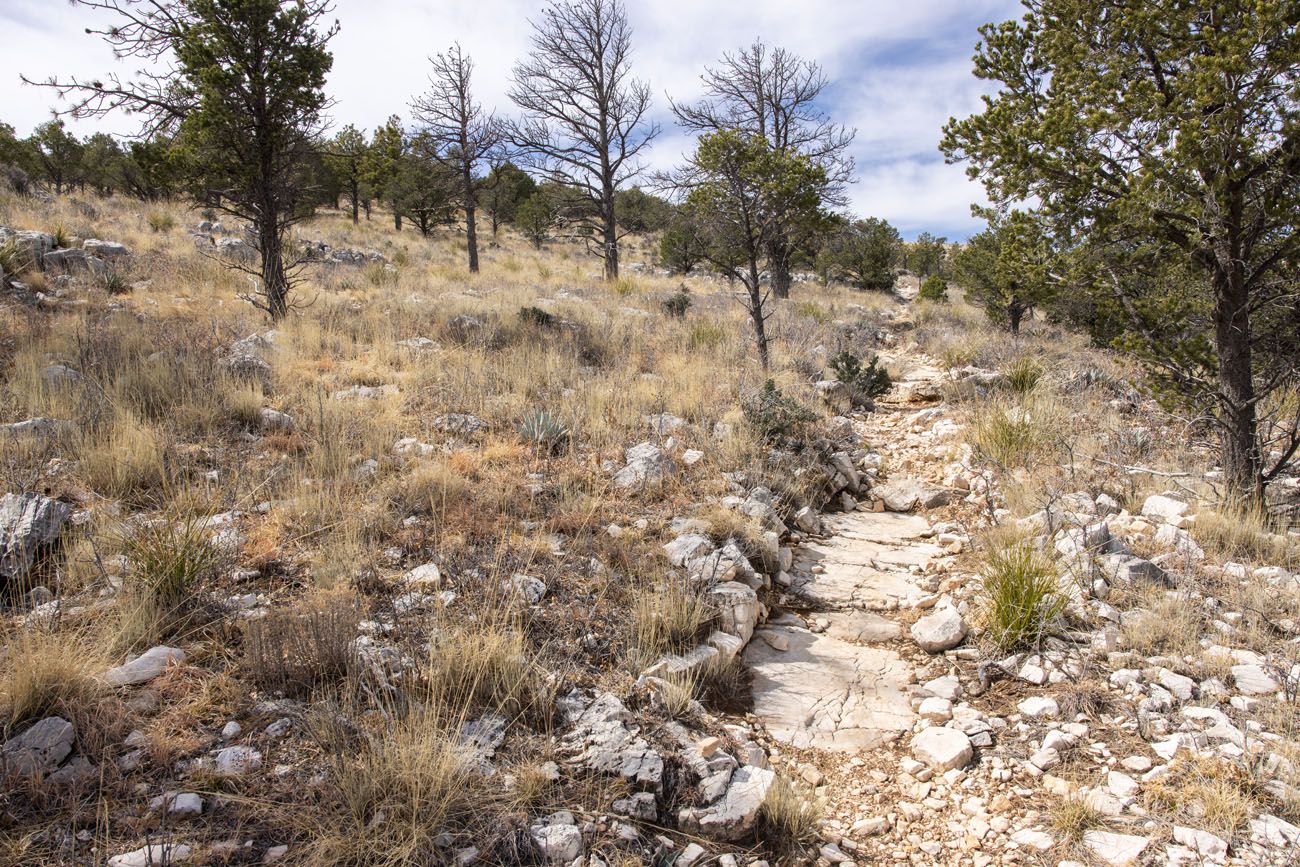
1,627 -> 107,730
1144,755 -> 1259,836
386,459 -> 470,517
244,592 -> 362,698
1049,796 -> 1104,842
112,515 -> 221,652
969,397 -> 1061,469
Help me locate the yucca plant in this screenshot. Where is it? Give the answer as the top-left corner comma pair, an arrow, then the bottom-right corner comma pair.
50,224 -> 71,250
516,409 -> 569,454
1004,356 -> 1045,395
102,271 -> 131,295
978,537 -> 1067,651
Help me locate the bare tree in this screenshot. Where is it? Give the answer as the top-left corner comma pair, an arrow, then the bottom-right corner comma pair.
411,43 -> 502,272
508,0 -> 658,281
672,41 -> 855,298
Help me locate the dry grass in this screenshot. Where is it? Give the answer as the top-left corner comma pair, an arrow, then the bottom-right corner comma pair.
0,626 -> 108,731
1120,590 -> 1205,657
422,616 -> 553,725
976,533 -> 1068,651
759,773 -> 822,857
1144,755 -> 1258,837
628,580 -> 714,669
1194,505 -> 1300,569
968,396 -> 1062,469
243,591 -> 362,699
1048,796 -> 1105,842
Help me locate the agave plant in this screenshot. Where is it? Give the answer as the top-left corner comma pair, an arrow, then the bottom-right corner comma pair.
516,409 -> 570,454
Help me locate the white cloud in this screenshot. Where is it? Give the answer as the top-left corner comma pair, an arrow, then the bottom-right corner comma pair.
0,0 -> 1017,237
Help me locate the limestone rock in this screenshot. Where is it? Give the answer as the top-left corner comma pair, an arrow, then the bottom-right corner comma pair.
1083,830 -> 1150,865
874,478 -> 953,512
559,692 -> 663,790
1,716 -> 74,776
529,823 -> 583,863
1,492 -> 71,585
910,608 -> 967,653
614,442 -> 674,489
214,745 -> 262,776
109,844 -> 193,867
678,765 -> 775,841
910,726 -> 973,771
104,646 -> 186,686
1141,494 -> 1189,522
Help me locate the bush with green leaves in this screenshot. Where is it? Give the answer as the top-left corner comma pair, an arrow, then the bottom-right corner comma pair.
662,288 -> 691,318
742,380 -> 818,442
516,409 -> 569,454
1004,356 -> 1044,395
918,274 -> 949,302
102,271 -> 131,296
828,351 -> 893,406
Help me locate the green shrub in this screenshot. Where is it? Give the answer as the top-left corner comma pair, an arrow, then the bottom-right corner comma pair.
742,380 -> 818,442
662,288 -> 691,318
978,538 -> 1067,651
102,271 -> 131,295
918,274 -> 949,302
829,351 -> 893,405
688,321 -> 726,350
969,399 -> 1056,468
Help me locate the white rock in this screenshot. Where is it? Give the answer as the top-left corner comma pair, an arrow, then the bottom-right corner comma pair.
1106,771 -> 1139,798
1232,664 -> 1279,696
918,697 -> 953,722
1141,494 -> 1189,522
403,562 -> 442,587
1009,829 -> 1054,851
911,727 -> 972,771
214,745 -> 262,776
1083,830 -> 1150,865
104,646 -> 185,686
910,608 -> 967,653
1018,696 -> 1059,719
109,844 -> 193,867
1172,826 -> 1227,858
529,823 -> 583,863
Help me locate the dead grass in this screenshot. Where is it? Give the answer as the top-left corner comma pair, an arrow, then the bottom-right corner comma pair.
1194,505 -> 1300,569
759,773 -> 822,857
422,616 -> 553,726
0,626 -> 108,731
1049,796 -> 1105,842
1144,755 -> 1258,837
628,580 -> 714,670
243,591 -> 362,699
968,396 -> 1063,469
1120,590 -> 1205,657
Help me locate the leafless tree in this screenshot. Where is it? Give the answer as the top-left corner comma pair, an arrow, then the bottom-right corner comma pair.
672,41 -> 855,298
507,0 -> 658,281
411,43 -> 502,273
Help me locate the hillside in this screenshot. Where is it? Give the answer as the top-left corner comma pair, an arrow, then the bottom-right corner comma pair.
2,192 -> 1300,867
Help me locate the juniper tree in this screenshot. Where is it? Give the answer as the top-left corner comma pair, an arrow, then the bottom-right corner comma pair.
953,211 -> 1055,335
480,161 -> 536,236
942,0 -> 1300,504
325,124 -> 369,224
672,41 -> 855,299
363,116 -> 406,231
29,0 -> 337,320
817,217 -> 901,292
508,0 -> 658,281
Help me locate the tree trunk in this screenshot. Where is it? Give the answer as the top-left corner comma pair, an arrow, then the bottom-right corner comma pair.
602,190 -> 619,281
392,197 -> 401,231
464,168 -> 479,273
363,199 -> 371,220
747,256 -> 770,370
1008,303 -> 1023,335
769,233 -> 792,300
259,213 -> 289,320
350,184 -> 358,224
1213,265 -> 1263,505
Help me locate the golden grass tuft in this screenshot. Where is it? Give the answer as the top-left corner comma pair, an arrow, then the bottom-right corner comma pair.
976,533 -> 1067,651
759,773 -> 822,856
0,627 -> 108,730
1048,796 -> 1104,842
1194,505 -> 1299,569
1144,755 -> 1259,836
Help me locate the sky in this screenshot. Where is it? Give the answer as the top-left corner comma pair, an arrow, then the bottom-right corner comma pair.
0,0 -> 1022,240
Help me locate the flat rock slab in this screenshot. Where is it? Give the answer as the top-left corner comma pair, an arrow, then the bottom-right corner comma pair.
825,610 -> 902,644
744,623 -> 914,752
794,511 -> 939,610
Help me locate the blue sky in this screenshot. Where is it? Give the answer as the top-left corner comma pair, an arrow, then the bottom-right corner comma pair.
1,0 -> 1022,239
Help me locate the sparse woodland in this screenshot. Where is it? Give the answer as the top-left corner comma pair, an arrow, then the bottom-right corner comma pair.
0,1 -> 1298,866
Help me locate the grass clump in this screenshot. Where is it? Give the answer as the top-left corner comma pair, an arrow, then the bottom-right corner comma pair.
978,536 -> 1067,651
80,411 -> 169,501
1004,355 -> 1044,395
113,515 -> 221,652
759,773 -> 822,857
305,705 -> 489,867
688,321 -> 726,350
146,211 -> 175,232
629,581 -> 713,666
1144,755 -> 1258,837
1121,591 -> 1204,657
1049,796 -> 1104,842
969,398 -> 1057,468
1194,505 -> 1299,569
423,619 -> 552,724
1,627 -> 107,730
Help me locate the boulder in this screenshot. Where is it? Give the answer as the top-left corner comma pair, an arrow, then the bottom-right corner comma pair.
1141,494 -> 1189,522
910,726 -> 973,771
910,608 -> 967,653
708,581 -> 760,645
1,716 -> 74,776
529,823 -> 583,863
214,745 -> 262,776
259,408 -> 294,432
663,533 -> 715,567
1083,830 -> 1150,865
1,492 -> 71,586
874,478 -> 953,512
1232,664 -> 1279,696
82,239 -> 130,259
104,646 -> 186,686
432,413 -> 489,436
614,442 -> 675,489
108,844 -> 194,867
559,691 -> 663,790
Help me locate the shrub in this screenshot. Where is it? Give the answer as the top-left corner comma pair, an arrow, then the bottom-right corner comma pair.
50,224 -> 70,250
516,409 -> 569,454
742,380 -> 818,442
794,300 -> 831,323
662,287 -> 691,318
1004,355 -> 1044,395
517,305 -> 556,328
146,211 -> 175,233
759,774 -> 822,857
244,592 -> 362,698
968,399 -> 1056,468
978,537 -> 1067,651
828,351 -> 893,406
918,274 -> 949,302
